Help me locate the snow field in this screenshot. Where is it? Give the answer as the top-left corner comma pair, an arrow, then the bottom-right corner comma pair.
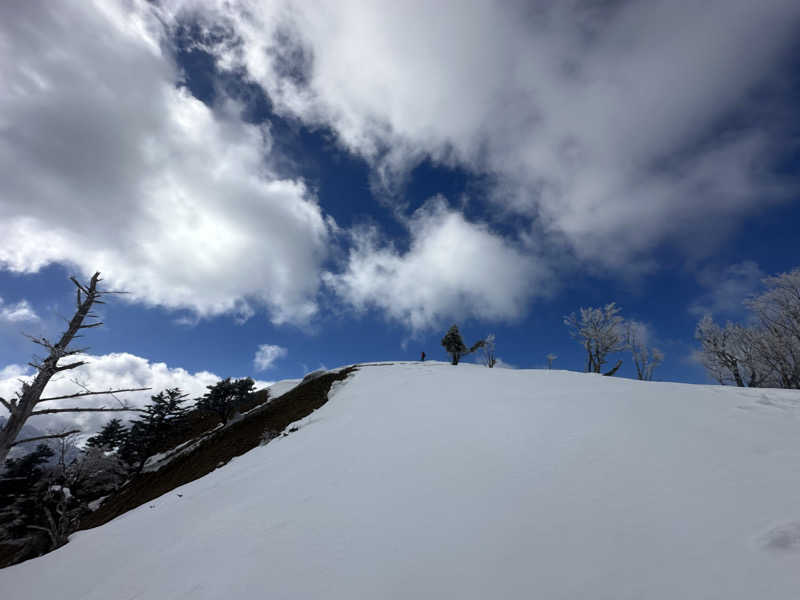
3,362 -> 800,599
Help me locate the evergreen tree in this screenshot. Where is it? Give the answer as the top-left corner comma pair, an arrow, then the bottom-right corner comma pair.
2,443 -> 53,486
441,325 -> 469,365
85,418 -> 128,451
196,378 -> 256,425
118,388 -> 188,474
0,443 -> 85,553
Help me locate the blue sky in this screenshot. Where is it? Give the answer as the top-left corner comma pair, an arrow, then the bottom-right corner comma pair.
2,0 -> 800,417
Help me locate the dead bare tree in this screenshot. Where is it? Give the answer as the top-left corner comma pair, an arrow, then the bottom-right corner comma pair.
0,272 -> 148,464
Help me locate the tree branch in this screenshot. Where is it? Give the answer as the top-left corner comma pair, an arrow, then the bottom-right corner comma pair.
69,276 -> 90,296
53,361 -> 87,372
0,396 -> 11,413
10,430 -> 81,447
31,406 -> 143,416
37,387 -> 150,403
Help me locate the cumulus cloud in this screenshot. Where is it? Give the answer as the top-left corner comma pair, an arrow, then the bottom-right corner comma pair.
254,344 -> 288,371
0,352 -> 272,436
0,298 -> 39,323
324,198 -> 551,330
0,1 -> 330,324
184,0 -> 800,266
6,0 -> 798,332
0,364 -> 30,381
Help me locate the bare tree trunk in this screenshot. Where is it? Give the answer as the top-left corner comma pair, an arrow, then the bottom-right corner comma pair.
0,272 -> 147,465
731,362 -> 745,387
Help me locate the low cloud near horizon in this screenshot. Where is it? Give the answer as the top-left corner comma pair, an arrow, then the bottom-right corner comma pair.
0,352 -> 272,437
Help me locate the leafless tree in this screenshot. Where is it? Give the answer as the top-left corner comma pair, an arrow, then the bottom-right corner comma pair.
626,321 -> 664,381
0,272 -> 148,464
546,354 -> 557,369
479,334 -> 497,368
564,303 -> 626,375
745,268 -> 800,388
694,316 -> 765,387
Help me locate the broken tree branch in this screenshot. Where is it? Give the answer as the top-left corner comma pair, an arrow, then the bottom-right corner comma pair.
69,277 -> 90,296
10,430 -> 82,447
30,406 -> 143,416
37,387 -> 150,403
53,361 -> 87,373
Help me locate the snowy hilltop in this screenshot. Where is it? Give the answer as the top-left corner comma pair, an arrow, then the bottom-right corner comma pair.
4,362 -> 800,599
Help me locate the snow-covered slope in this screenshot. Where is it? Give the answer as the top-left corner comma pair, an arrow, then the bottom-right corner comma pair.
265,377 -> 302,399
4,362 -> 800,599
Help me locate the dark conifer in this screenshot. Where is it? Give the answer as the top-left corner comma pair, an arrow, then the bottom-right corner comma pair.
196,378 -> 256,425
86,418 -> 128,451
441,325 -> 469,365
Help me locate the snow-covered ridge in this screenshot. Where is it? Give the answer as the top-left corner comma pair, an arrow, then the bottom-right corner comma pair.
4,363 -> 800,599
141,378 -> 302,473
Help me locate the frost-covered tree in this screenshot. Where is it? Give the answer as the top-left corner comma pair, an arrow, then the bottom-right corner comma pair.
1,438 -> 130,564
441,325 -> 469,365
745,267 -> 800,388
479,334 -> 497,368
695,267 -> 800,388
0,440 -> 88,554
626,321 -> 664,381
564,303 -> 626,374
694,316 -> 767,387
747,325 -> 799,389
196,378 -> 255,425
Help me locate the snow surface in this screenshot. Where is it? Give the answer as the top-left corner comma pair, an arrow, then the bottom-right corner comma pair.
265,377 -> 301,399
4,362 -> 800,599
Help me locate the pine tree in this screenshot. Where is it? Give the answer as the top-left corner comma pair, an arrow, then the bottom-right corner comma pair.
441,325 -> 469,365
85,418 -> 128,451
2,443 -> 54,484
196,378 -> 255,425
118,388 -> 188,474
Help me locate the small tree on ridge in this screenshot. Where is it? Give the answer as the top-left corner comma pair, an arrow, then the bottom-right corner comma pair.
564,303 -> 625,375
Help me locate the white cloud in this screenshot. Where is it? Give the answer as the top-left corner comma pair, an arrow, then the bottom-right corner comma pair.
0,298 -> 39,322
0,1 -> 330,324
188,0 -> 800,267
254,344 -> 288,371
0,352 -> 272,436
6,1 -> 797,332
689,260 -> 766,318
0,364 -> 30,381
324,198 -> 551,330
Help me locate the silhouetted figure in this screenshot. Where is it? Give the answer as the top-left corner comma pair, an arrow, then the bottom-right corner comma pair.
420,351 -> 426,361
